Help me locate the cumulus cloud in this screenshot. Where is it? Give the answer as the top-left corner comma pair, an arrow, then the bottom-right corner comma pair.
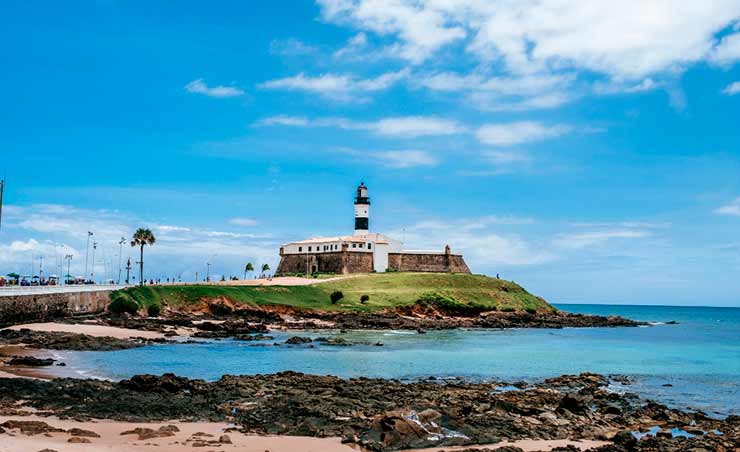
258,69 -> 409,101
185,79 -> 244,98
257,115 -> 464,137
317,0 -> 740,79
476,122 -> 570,146
715,197 -> 740,215
710,32 -> 740,65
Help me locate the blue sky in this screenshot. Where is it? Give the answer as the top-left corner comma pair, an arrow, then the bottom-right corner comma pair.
2,1 -> 740,306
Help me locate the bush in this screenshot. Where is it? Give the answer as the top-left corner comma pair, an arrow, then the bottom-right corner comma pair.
330,290 -> 344,304
360,294 -> 370,304
147,303 -> 162,317
109,295 -> 139,315
501,306 -> 516,312
524,308 -> 537,314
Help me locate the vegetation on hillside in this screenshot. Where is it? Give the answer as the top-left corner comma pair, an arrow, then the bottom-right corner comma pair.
111,273 -> 554,314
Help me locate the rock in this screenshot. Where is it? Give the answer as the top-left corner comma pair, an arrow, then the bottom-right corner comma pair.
285,336 -> 312,345
1,420 -> 65,435
656,428 -> 673,438
7,356 -> 55,366
558,391 -> 593,413
219,434 -> 232,444
66,428 -> 100,438
120,426 -> 177,440
369,409 -> 430,449
612,430 -> 637,448
417,409 -> 442,423
67,437 -> 91,443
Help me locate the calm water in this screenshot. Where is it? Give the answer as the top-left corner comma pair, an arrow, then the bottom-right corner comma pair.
62,304 -> 740,417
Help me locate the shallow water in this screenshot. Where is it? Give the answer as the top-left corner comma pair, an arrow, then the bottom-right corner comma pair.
62,304 -> 740,417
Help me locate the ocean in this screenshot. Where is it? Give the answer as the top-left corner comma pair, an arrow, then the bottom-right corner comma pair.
61,304 -> 740,417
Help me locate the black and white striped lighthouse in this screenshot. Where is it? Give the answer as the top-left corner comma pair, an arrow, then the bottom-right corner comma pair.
354,182 -> 370,235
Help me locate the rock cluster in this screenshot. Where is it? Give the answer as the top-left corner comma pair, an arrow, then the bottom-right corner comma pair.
0,372 -> 736,451
0,328 -> 167,351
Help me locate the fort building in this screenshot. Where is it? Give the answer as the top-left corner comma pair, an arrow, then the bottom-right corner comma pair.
276,183 -> 471,275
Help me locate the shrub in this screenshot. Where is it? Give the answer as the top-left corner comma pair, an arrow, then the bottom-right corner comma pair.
109,295 -> 139,315
501,306 -> 516,312
360,294 -> 370,304
524,308 -> 537,314
330,290 -> 344,304
147,303 -> 162,317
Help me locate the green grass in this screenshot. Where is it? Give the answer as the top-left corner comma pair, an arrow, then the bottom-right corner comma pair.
112,273 -> 555,313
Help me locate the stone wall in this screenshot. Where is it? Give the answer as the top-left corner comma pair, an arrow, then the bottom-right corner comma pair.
387,253 -> 471,273
276,251 -> 374,275
0,290 -> 112,327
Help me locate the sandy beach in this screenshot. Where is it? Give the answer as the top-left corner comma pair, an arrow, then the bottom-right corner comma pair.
0,414 -> 611,452
0,415 -> 359,452
5,322 -> 165,339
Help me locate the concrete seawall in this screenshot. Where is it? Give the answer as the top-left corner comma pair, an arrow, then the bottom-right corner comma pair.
0,289 -> 113,327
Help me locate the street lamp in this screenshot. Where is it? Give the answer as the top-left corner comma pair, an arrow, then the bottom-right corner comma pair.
84,231 -> 93,282
64,254 -> 73,285
91,242 -> 97,283
117,237 -> 125,284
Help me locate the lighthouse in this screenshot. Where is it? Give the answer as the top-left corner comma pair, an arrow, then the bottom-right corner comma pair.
354,182 -> 370,235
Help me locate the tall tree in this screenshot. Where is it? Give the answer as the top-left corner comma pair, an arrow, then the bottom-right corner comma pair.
244,262 -> 254,279
130,228 -> 156,286
261,263 -> 270,277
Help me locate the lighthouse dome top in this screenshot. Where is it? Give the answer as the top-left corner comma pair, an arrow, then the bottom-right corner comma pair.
355,182 -> 370,204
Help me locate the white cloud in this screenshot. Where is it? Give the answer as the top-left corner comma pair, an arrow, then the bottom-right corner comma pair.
185,79 -> 244,98
373,116 -> 464,136
710,32 -> 740,65
269,38 -> 318,56
229,218 -> 259,227
257,115 -> 464,137
393,218 -> 553,266
715,197 -> 740,215
552,229 -> 650,250
419,71 -> 576,111
258,69 -> 409,101
317,1 -> 740,79
476,121 -> 570,146
340,148 -> 438,168
2,204 -> 278,280
593,78 -> 662,95
722,81 -> 740,95
318,0 -> 466,63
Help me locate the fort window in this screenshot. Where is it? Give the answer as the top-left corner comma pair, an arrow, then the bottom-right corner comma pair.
352,243 -> 356,248
299,246 -> 302,252
308,246 -> 312,251
368,243 -> 371,249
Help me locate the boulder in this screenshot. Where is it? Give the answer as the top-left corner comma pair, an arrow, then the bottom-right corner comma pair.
285,336 -> 312,345
7,356 -> 55,367
67,437 -> 91,444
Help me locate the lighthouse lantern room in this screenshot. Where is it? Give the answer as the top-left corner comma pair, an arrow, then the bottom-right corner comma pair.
354,182 -> 370,235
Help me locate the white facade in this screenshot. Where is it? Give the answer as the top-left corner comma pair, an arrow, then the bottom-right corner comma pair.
354,203 -> 369,235
280,233 -> 403,272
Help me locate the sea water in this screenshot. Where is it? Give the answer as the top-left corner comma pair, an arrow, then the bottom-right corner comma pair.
61,304 -> 740,417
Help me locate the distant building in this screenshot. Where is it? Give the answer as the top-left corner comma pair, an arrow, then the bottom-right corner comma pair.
276,183 -> 470,275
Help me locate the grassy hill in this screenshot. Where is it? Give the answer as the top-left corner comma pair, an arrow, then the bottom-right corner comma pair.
111,273 -> 554,314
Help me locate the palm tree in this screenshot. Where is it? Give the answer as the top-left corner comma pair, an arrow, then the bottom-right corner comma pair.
244,262 -> 254,280
261,263 -> 270,278
130,228 -> 156,286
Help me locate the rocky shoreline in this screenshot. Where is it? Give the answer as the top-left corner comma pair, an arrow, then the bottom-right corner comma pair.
0,371 -> 736,451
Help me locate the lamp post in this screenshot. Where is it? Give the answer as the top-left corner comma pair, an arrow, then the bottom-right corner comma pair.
117,237 -> 125,284
84,231 -> 93,282
91,242 -> 97,283
65,254 -> 73,285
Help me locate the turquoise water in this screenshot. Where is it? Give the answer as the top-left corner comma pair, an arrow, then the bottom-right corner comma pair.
62,304 -> 740,417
